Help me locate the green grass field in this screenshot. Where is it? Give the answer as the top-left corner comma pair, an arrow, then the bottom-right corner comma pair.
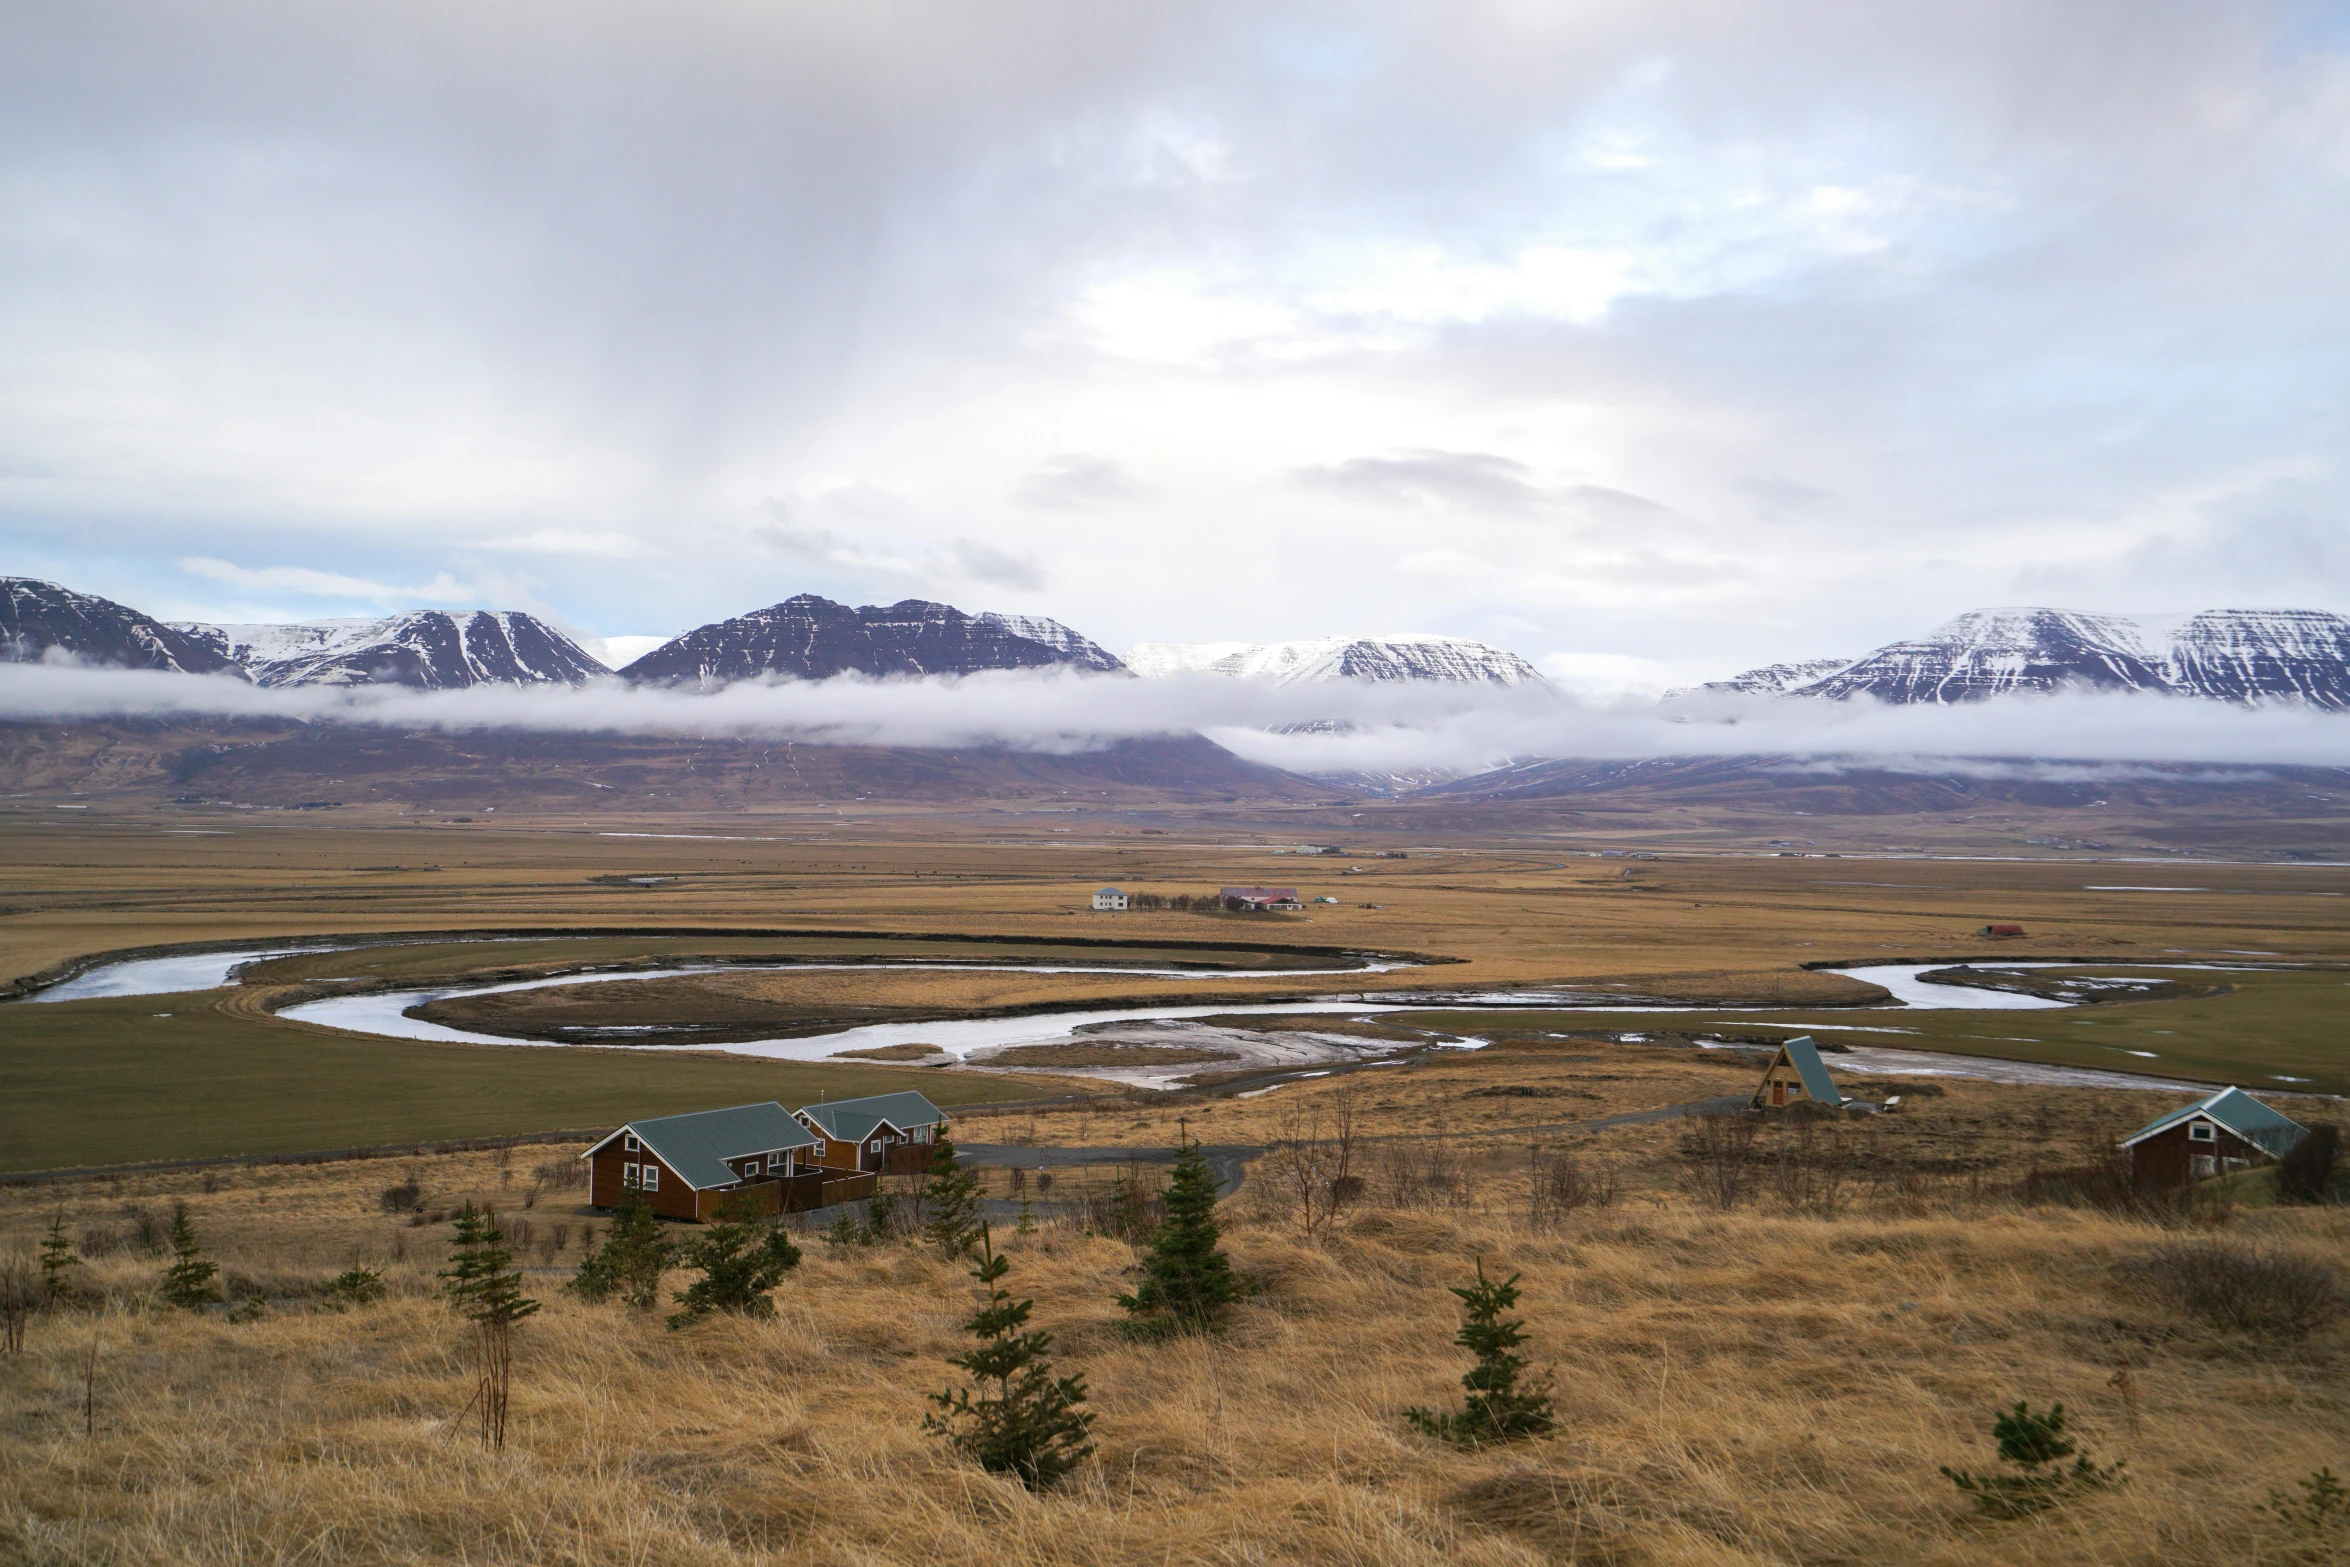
1391,964 -> 2350,1094
0,990 -> 1036,1172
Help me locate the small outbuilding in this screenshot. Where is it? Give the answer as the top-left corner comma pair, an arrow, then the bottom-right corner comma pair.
2119,1086 -> 2306,1189
1751,1036 -> 1847,1110
1979,923 -> 2025,937
1092,886 -> 1129,911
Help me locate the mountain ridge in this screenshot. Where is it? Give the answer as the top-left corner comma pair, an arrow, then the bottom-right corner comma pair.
1126,634 -> 1543,686
177,610 -> 608,689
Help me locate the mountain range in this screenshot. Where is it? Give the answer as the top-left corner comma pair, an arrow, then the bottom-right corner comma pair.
176,611 -> 607,689
615,595 -> 1123,685
1688,607 -> 2350,708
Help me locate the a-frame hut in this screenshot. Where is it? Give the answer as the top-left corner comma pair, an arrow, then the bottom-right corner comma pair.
1751,1036 -> 1846,1110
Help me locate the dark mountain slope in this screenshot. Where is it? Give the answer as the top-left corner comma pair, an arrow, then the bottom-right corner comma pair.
2,578 -> 239,675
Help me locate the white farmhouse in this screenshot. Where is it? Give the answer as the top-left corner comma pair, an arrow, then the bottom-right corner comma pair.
1091,886 -> 1129,911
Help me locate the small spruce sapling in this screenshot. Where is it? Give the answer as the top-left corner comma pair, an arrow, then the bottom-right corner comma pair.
38,1213 -> 81,1306
325,1266 -> 387,1308
925,1224 -> 1095,1490
1941,1401 -> 2125,1517
2260,1467 -> 2346,1536
1405,1259 -> 1556,1447
1118,1134 -> 1242,1338
568,1194 -> 672,1310
667,1200 -> 801,1329
921,1139 -> 985,1260
158,1204 -> 219,1311
438,1204 -> 540,1450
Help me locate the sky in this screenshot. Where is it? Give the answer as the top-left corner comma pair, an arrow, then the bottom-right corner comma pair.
4,1 -> 2349,696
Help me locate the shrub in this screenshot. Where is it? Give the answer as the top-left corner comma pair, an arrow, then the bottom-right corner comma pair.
921,1139 -> 985,1261
2136,1240 -> 2343,1338
569,1195 -> 672,1310
2262,1467 -> 2348,1536
0,1251 -> 33,1353
324,1266 -> 387,1308
38,1214 -> 81,1305
2278,1124 -> 2341,1205
1406,1260 -> 1556,1448
438,1204 -> 539,1450
667,1202 -> 801,1329
1678,1112 -> 1758,1210
1942,1401 -> 2124,1517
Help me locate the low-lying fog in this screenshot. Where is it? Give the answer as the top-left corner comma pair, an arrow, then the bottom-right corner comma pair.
3,662 -> 2347,777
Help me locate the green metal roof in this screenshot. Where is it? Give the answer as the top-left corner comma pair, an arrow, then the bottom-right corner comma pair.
2120,1087 -> 2306,1157
797,1090 -> 947,1144
593,1102 -> 815,1190
1778,1037 -> 1844,1106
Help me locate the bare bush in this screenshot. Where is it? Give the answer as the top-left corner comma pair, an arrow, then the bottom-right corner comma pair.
1678,1113 -> 1758,1210
1767,1118 -> 1853,1217
0,1251 -> 34,1354
379,1175 -> 424,1213
532,1158 -> 587,1192
1529,1147 -> 1619,1230
1265,1100 -> 1360,1239
2133,1241 -> 2343,1338
1372,1141 -> 1472,1211
2278,1124 -> 2340,1206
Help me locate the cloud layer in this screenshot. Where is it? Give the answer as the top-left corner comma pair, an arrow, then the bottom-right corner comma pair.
5,663 -> 2346,776
3,2 -> 2347,684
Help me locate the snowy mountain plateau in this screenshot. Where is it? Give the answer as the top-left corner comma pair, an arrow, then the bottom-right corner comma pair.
1692,607 -> 2350,708
1125,635 -> 1544,686
615,595 -> 1124,685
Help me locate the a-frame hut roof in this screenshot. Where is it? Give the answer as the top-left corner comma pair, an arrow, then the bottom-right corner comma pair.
1762,1036 -> 1844,1107
2118,1086 -> 2306,1158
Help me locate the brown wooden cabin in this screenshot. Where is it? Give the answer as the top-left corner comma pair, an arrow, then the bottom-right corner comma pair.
583,1101 -> 829,1221
794,1090 -> 949,1176
2120,1086 -> 2307,1190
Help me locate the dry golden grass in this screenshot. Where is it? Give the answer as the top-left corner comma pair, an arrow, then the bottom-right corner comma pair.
3,1070 -> 2346,1567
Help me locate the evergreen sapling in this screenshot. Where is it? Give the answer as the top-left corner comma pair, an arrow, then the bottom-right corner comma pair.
158,1204 -> 218,1311
438,1204 -> 540,1450
1118,1134 -> 1242,1337
1941,1401 -> 2124,1517
1405,1259 -> 1556,1447
667,1199 -> 801,1329
926,1224 -> 1095,1490
38,1213 -> 81,1306
921,1139 -> 985,1260
568,1194 -> 673,1310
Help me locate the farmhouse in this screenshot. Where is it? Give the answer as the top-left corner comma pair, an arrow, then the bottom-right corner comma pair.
795,1090 -> 949,1177
2119,1086 -> 2307,1189
581,1102 -> 819,1221
1219,885 -> 1301,911
1751,1036 -> 1847,1110
1092,886 -> 1128,911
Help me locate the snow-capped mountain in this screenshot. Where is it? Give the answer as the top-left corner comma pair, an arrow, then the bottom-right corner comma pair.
1677,657 -> 1855,698
178,611 -> 608,689
1125,635 -> 1543,686
974,612 -> 1126,673
619,595 -> 1117,686
3,578 -> 239,675
1702,607 -> 2350,707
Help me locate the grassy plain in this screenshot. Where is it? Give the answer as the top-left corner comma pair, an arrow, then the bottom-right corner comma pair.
3,1055 -> 2346,1567
2,808 -> 2348,1169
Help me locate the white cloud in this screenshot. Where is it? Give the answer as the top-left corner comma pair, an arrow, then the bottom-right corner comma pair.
178,557 -> 474,604
482,530 -> 652,559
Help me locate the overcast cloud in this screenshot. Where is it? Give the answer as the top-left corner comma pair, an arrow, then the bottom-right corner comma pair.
3,2 -> 2348,690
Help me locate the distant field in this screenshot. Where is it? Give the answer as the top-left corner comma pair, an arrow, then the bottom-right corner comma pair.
0,990 -> 1037,1172
1387,963 -> 2350,1095
4,812 -> 2348,1166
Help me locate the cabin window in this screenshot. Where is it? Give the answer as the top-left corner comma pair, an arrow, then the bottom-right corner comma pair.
623,1134 -> 639,1152
622,1163 -> 638,1189
768,1153 -> 784,1171
812,1140 -> 827,1157
869,1140 -> 881,1153
640,1165 -> 659,1191
2189,1122 -> 2216,1142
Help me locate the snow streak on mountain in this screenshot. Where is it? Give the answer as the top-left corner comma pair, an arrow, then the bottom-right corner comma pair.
1705,607 -> 2350,708
619,595 -> 1113,686
1125,635 -> 1544,686
973,612 -> 1126,673
3,578 -> 238,675
179,611 -> 608,689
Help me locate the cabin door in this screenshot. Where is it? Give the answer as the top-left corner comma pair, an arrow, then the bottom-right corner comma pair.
1771,1081 -> 1787,1107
